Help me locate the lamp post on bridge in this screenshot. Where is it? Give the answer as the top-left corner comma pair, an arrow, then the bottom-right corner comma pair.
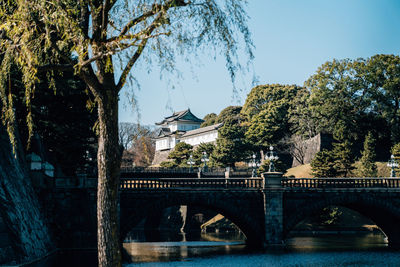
201,151 -> 209,173
388,155 -> 399,178
265,146 -> 279,173
249,153 -> 260,178
187,154 -> 195,172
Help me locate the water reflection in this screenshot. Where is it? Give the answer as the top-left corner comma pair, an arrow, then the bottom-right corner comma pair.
28,231 -> 394,266
123,231 -> 246,263
287,232 -> 388,251
123,231 -> 390,265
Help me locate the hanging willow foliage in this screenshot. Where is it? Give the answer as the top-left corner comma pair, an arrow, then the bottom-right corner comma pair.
1,0 -> 254,152
1,1 -> 254,265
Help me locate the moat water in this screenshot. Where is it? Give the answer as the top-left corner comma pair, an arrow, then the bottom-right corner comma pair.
28,230 -> 400,267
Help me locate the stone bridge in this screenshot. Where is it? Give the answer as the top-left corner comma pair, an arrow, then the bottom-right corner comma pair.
36,174 -> 400,250
118,174 -> 400,248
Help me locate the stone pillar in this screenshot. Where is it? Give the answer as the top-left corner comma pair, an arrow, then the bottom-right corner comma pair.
262,172 -> 284,248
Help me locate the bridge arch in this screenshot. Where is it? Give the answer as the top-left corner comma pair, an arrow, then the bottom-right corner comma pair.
284,193 -> 400,246
120,191 -> 265,247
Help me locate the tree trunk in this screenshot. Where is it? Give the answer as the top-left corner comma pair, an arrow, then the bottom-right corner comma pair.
97,90 -> 122,267
0,125 -> 53,264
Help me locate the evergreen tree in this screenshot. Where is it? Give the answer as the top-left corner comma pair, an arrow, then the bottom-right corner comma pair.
216,106 -> 242,123
242,84 -> 303,150
212,119 -> 250,167
167,142 -> 193,167
193,143 -> 216,167
311,150 -> 338,177
201,113 -> 217,127
333,140 -> 355,177
159,161 -> 178,168
359,132 -> 377,177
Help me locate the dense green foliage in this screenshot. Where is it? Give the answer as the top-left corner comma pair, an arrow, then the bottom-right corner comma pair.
159,160 -> 178,168
1,61 -> 96,175
209,54 -> 400,169
209,106 -> 250,167
359,132 -> 378,177
161,142 -> 217,168
333,141 -> 354,177
294,56 -> 399,157
242,84 -> 302,150
193,143 -> 216,167
167,142 -> 193,166
311,136 -> 355,178
200,113 -> 217,127
311,150 -> 338,177
215,106 -> 242,123
212,118 -> 250,167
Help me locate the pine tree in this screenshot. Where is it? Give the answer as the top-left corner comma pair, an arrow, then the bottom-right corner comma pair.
360,132 -> 377,177
167,142 -> 193,167
311,150 -> 338,177
333,140 -> 355,177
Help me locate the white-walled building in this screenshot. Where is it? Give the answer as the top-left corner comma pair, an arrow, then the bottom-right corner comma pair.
154,109 -> 222,151
180,123 -> 222,146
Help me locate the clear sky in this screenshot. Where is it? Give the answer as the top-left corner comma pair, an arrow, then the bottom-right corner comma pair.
118,0 -> 400,126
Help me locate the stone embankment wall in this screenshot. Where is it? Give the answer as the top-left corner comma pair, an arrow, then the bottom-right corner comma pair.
0,126 -> 54,265
152,150 -> 171,166
292,133 -> 333,167
0,215 -> 14,264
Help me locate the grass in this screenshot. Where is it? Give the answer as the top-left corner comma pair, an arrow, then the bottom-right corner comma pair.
285,164 -> 313,178
285,162 -> 393,178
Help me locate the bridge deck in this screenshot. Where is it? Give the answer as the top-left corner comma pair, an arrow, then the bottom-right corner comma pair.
53,176 -> 400,191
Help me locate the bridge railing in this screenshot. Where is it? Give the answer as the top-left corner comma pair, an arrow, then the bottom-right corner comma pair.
283,177 -> 400,189
120,177 -> 263,190
120,167 -> 253,178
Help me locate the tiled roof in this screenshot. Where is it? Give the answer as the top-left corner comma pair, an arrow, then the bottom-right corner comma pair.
155,109 -> 204,125
180,123 -> 223,138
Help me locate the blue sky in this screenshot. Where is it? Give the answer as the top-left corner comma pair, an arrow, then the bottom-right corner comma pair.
118,0 -> 400,126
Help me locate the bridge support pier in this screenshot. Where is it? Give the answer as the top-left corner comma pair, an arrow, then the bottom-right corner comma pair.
263,172 -> 285,248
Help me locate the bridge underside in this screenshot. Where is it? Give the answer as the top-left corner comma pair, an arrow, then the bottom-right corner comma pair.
119,189 -> 265,247
283,191 -> 400,247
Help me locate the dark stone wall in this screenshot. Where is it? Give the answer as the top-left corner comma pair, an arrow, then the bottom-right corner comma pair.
292,133 -> 333,167
38,188 -> 97,249
0,214 -> 15,264
0,126 -> 53,265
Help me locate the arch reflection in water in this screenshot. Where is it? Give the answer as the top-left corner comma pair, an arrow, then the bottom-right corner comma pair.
123,231 -> 246,263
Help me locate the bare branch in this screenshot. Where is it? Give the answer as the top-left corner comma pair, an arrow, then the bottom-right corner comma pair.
81,31 -> 169,68
114,0 -> 191,92
116,39 -> 149,92
113,0 -> 189,40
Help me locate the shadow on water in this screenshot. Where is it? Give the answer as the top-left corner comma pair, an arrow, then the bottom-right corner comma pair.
27,231 -> 394,266
26,250 -> 98,267
123,230 -> 247,263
